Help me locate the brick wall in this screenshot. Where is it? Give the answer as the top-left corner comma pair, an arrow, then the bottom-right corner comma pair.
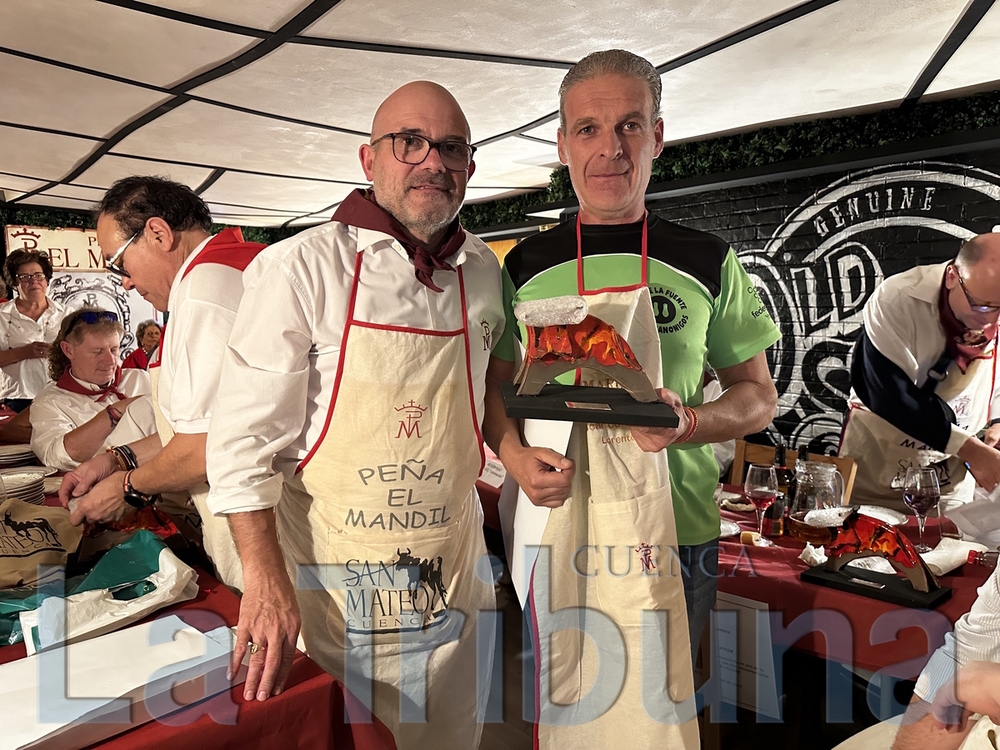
646,150 -> 1000,454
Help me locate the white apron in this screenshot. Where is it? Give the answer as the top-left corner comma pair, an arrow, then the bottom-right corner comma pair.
518,215 -> 699,749
279,250 -> 494,749
841,342 -> 997,511
149,339 -> 244,591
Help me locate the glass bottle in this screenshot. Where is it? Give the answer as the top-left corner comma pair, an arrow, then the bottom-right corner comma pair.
763,442 -> 793,537
968,550 -> 999,569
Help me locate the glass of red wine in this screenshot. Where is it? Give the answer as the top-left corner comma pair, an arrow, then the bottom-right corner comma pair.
903,466 -> 940,553
745,464 -> 778,545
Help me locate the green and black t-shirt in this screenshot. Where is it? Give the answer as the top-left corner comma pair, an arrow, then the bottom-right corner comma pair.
494,214 -> 781,546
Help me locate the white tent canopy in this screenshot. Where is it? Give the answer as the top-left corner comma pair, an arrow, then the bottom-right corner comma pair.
2,0 -> 999,227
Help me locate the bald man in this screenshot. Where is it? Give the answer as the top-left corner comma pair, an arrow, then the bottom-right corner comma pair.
842,233 -> 1000,510
206,81 -> 503,748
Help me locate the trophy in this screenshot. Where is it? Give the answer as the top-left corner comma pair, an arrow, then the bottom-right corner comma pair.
501,296 -> 678,427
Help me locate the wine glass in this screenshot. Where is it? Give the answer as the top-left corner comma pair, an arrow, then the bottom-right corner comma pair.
903,466 -> 940,553
745,464 -> 778,544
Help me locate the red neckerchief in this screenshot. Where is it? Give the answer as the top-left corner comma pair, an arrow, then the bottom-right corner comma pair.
332,188 -> 465,293
939,279 -> 997,373
56,367 -> 127,402
179,227 -> 266,282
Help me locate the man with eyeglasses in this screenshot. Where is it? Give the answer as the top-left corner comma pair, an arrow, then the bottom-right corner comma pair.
59,176 -> 265,592
205,81 -> 502,748
843,232 -> 1000,510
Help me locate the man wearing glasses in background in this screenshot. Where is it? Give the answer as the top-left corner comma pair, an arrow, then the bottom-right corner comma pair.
58,176 -> 265,591
842,232 -> 1000,510
205,81 -> 502,748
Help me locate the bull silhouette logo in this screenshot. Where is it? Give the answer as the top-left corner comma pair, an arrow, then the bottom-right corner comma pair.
394,547 -> 448,612
2,511 -> 60,546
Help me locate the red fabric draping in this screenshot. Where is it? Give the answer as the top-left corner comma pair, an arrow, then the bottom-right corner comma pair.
0,568 -> 397,750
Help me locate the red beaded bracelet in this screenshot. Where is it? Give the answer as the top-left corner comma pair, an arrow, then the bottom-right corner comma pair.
675,406 -> 699,444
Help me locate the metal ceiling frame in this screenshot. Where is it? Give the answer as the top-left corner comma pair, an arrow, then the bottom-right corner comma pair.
1,0 -> 995,227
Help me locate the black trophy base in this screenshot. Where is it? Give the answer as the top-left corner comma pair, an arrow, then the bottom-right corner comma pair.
501,381 -> 679,427
800,565 -> 952,609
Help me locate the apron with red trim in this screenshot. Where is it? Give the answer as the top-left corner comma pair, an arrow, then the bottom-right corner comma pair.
841,340 -> 998,511
525,214 -> 698,749
149,228 -> 265,591
278,247 -> 493,749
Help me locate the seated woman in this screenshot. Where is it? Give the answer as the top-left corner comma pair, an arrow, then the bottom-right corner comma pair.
122,320 -> 160,370
30,308 -> 156,471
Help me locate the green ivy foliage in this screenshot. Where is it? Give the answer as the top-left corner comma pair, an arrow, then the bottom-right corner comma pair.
462,88 -> 1000,230
8,89 -> 1000,237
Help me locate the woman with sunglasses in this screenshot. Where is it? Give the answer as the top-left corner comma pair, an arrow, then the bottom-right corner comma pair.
29,308 -> 156,471
0,250 -> 70,412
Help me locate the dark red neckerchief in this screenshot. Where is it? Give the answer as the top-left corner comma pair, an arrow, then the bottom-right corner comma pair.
939,279 -> 997,373
56,366 -> 127,402
332,188 -> 465,293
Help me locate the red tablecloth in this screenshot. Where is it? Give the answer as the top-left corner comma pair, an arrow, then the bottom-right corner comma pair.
0,568 -> 397,750
717,495 -> 991,678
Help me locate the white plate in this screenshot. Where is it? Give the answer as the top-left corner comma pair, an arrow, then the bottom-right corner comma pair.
714,487 -> 744,503
43,477 -> 62,495
720,519 -> 742,538
856,505 -> 909,526
2,470 -> 45,490
1,466 -> 59,477
0,444 -> 33,457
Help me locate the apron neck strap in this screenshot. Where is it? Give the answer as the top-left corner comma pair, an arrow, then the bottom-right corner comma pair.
576,211 -> 648,294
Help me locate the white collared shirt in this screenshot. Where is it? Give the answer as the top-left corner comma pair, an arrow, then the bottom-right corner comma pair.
915,566 -> 1000,703
849,261 -> 1000,453
206,221 -> 505,514
29,368 -> 154,470
155,234 -> 248,435
0,297 -> 70,399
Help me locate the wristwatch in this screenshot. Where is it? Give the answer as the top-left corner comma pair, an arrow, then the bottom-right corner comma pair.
122,470 -> 155,509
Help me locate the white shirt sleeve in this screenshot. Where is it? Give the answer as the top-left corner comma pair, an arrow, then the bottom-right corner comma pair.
163,298 -> 238,434
0,305 -> 12,350
29,389 -> 80,471
206,254 -> 315,514
863,280 -> 922,385
29,370 -> 153,470
915,567 -> 1000,702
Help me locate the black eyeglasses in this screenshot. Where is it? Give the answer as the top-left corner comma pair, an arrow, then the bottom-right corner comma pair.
67,310 -> 119,335
106,228 -> 142,278
952,264 -> 1000,312
371,133 -> 476,172
15,272 -> 46,283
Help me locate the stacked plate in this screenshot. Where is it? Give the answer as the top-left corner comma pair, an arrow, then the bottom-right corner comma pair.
0,444 -> 37,469
1,468 -> 46,505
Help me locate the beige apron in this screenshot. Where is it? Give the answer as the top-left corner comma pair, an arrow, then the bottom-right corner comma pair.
149,360 -> 244,591
529,215 -> 699,749
841,343 -> 997,511
279,251 -> 494,749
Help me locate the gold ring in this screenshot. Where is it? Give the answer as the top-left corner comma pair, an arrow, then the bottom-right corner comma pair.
248,641 -> 264,655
